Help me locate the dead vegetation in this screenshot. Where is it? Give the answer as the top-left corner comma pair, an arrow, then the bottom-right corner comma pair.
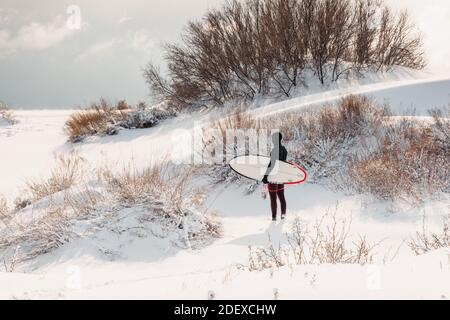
25,153 -> 87,201
246,210 -> 378,271
205,95 -> 450,201
0,195 -> 9,221
0,101 -> 17,125
0,157 -> 221,270
0,184 -> 99,269
64,99 -> 176,142
146,0 -> 425,107
347,120 -> 450,200
0,207 -> 74,266
409,215 -> 450,255
64,99 -> 120,142
99,164 -> 222,244
429,106 -> 450,151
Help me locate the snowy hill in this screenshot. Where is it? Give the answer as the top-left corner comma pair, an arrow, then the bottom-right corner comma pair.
0,75 -> 449,300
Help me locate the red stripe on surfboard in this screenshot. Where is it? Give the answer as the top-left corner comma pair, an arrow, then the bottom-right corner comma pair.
284,161 -> 308,185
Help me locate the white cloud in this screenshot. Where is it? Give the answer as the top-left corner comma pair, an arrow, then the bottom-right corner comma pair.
76,39 -> 117,61
75,30 -> 153,62
118,16 -> 132,24
0,16 -> 80,56
0,8 -> 17,26
130,29 -> 153,51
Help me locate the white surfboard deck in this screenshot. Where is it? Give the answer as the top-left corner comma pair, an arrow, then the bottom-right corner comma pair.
229,155 -> 307,185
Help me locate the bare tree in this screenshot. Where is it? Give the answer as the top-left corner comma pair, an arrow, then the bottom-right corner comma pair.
374,7 -> 425,70
144,0 -> 426,108
353,0 -> 379,71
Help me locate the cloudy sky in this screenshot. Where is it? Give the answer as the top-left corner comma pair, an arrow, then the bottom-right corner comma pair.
0,0 -> 449,108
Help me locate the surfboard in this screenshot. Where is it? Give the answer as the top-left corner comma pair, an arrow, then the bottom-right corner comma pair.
229,155 -> 307,185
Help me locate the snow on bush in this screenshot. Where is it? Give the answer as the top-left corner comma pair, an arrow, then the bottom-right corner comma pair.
0,159 -> 221,270
283,95 -> 387,180
0,101 -> 17,126
204,95 -> 386,184
99,164 -> 222,247
64,99 -> 176,142
24,153 -> 87,202
346,119 -> 450,200
409,215 -> 450,256
429,106 -> 450,152
0,195 -> 9,220
0,207 -> 74,266
244,210 -> 378,271
204,95 -> 450,201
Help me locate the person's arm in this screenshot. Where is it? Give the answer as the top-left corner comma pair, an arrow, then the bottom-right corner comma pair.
262,150 -> 278,184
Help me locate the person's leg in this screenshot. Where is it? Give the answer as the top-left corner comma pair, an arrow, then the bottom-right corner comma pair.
268,184 -> 278,220
278,185 -> 286,219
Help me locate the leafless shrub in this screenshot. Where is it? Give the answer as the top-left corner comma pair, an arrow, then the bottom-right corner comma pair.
3,246 -> 20,272
99,163 -> 222,244
0,207 -> 74,265
65,99 -> 176,142
248,237 -> 287,271
288,213 -> 377,265
373,7 -> 426,71
409,215 -> 450,255
429,106 -> 450,150
146,0 -> 425,108
205,96 -> 448,200
353,0 -> 378,70
100,165 -> 164,205
205,95 -> 387,183
287,95 -> 387,179
0,161 -> 222,268
14,197 -> 32,211
120,104 -> 177,130
116,100 -> 129,111
0,154 -> 101,268
347,118 -> 450,200
0,195 -> 15,241
215,109 -> 262,137
0,174 -> 105,268
247,211 -> 378,271
0,101 -> 17,125
0,195 -> 9,218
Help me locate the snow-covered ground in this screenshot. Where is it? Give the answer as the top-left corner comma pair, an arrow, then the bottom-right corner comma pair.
0,74 -> 449,300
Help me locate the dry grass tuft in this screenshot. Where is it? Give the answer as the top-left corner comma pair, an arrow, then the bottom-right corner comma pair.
215,109 -> 262,136
64,99 -> 124,142
247,210 -> 378,271
1,160 -> 221,269
25,153 -> 87,201
0,195 -> 10,220
301,95 -> 386,142
65,99 -> 177,142
0,207 -> 74,266
0,101 -> 17,125
347,119 -> 450,200
409,215 -> 450,255
99,163 -> 222,244
97,164 -> 222,250
429,106 -> 450,150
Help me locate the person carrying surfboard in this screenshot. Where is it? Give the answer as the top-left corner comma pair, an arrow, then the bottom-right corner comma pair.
262,132 -> 288,221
